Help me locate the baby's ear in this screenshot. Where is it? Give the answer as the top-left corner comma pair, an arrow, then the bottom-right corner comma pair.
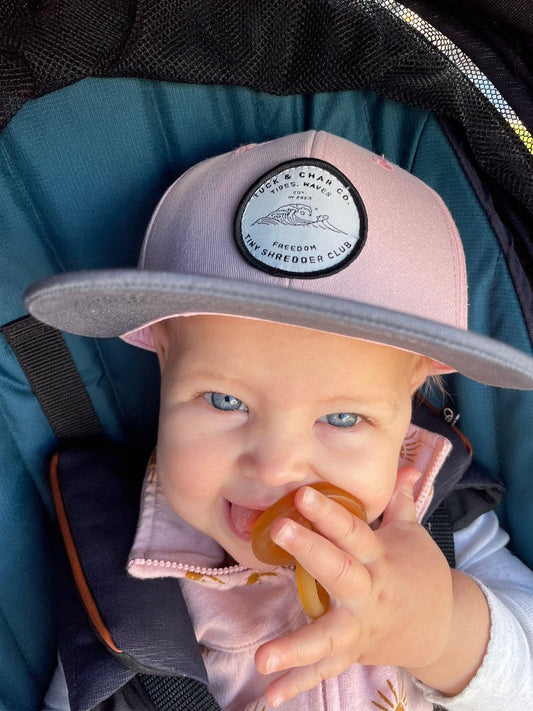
150,321 -> 169,372
410,356 -> 433,394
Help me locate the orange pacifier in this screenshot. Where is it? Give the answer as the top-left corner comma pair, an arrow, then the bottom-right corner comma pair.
251,482 -> 366,618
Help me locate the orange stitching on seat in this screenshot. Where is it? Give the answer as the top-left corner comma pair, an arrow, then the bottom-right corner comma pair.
50,452 -> 122,655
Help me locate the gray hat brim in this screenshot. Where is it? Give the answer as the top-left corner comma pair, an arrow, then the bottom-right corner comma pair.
24,269 -> 533,390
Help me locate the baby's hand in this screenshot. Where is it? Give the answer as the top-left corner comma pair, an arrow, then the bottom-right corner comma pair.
254,468 -> 455,707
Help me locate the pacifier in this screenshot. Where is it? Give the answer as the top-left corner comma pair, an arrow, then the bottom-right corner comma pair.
251,482 -> 366,618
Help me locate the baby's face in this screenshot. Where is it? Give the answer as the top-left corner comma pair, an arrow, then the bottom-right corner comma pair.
152,315 -> 428,569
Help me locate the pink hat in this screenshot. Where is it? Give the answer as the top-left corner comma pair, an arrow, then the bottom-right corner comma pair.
24,131 -> 533,389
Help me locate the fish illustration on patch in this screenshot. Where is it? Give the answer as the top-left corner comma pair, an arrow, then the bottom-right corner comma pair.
253,203 -> 346,234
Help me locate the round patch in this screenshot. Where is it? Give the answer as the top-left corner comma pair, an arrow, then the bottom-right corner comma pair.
235,159 -> 367,278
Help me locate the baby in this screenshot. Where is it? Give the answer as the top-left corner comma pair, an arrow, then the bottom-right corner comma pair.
29,131 -> 533,710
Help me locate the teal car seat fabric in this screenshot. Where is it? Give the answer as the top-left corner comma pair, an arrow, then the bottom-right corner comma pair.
1,77 -> 532,708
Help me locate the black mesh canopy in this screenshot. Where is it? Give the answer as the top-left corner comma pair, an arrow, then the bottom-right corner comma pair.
1,0 -> 532,249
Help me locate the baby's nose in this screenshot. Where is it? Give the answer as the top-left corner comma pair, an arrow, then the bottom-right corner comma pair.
241,423 -> 316,489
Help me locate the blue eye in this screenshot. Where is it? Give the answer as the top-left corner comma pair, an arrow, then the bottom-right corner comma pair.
205,392 -> 247,412
319,412 -> 361,428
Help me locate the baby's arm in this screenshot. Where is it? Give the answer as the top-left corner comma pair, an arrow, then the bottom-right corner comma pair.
418,511 -> 533,709
255,468 -> 531,708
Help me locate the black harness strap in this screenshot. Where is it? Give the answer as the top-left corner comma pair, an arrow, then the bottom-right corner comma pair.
1,315 -> 102,439
424,504 -> 456,568
138,675 -> 221,711
2,314 -> 221,711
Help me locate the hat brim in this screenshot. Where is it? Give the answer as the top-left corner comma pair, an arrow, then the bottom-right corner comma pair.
24,269 -> 533,390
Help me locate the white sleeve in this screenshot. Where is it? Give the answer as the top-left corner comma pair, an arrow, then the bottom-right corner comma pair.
420,511 -> 533,711
42,658 -> 71,711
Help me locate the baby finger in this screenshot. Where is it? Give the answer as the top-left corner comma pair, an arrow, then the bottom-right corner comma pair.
264,646 -> 356,708
255,605 -> 358,677
294,485 -> 382,564
271,517 -> 372,604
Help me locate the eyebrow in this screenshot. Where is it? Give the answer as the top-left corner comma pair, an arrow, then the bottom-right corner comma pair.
177,366 -> 246,390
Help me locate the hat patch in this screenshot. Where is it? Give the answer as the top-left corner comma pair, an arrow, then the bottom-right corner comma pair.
235,159 -> 367,278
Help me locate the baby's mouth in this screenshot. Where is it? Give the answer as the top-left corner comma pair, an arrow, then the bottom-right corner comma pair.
229,502 -> 265,540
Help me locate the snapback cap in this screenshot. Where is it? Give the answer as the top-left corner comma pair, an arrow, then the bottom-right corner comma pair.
24,131 -> 533,389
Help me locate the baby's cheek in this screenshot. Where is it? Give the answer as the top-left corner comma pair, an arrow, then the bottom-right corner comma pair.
159,438 -> 226,497
334,462 -> 397,523
157,469 -> 208,527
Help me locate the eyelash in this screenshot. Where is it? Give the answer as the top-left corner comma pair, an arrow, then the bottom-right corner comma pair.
203,392 -> 363,429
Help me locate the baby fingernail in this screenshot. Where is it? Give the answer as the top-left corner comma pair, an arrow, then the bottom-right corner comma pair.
401,470 -> 422,495
409,471 -> 422,489
411,470 -> 422,483
273,520 -> 295,545
301,486 -> 318,508
265,652 -> 280,674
